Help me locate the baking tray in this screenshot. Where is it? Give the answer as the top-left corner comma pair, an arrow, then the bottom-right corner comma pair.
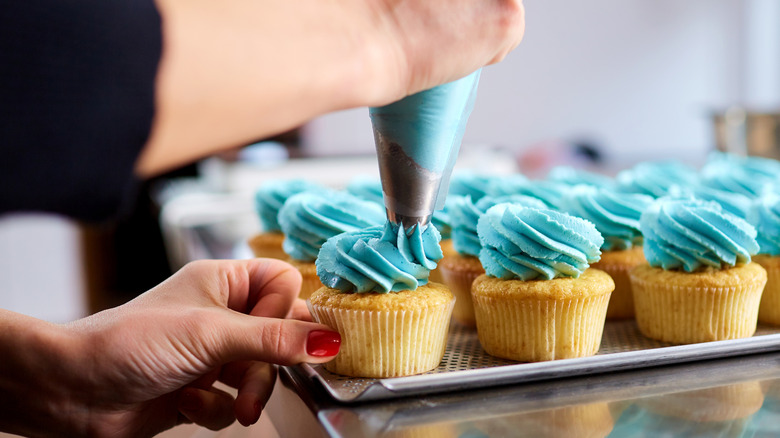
289,320 -> 780,403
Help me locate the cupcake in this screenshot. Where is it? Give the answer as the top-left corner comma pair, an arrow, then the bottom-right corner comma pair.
563,186 -> 654,319
310,222 -> 454,378
630,197 -> 767,344
473,203 -> 614,362
616,161 -> 698,198
669,183 -> 752,219
428,195 -> 458,284
345,175 -> 384,205
248,179 -> 326,259
278,191 -> 385,299
748,193 -> 780,325
448,171 -> 496,202
439,194 -> 545,327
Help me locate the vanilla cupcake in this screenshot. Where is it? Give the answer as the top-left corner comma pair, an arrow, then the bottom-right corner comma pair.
439,194 -> 545,327
631,197 -> 766,344
474,203 -> 614,362
248,179 -> 327,259
563,186 -> 653,319
748,193 -> 780,325
278,191 -> 384,299
310,222 -> 454,378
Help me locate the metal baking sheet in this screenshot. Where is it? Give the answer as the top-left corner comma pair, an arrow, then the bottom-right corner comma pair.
289,320 -> 780,403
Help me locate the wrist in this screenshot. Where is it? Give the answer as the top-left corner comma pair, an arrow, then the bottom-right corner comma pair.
0,310 -> 88,437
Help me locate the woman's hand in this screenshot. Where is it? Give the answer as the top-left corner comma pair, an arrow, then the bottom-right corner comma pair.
0,259 -> 339,437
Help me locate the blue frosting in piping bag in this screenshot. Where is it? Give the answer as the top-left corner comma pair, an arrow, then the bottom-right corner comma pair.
369,70 -> 481,228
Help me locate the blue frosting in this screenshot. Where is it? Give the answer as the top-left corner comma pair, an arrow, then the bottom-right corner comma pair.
487,177 -> 569,210
431,195 -> 459,240
700,155 -> 778,198
640,197 -> 759,271
616,161 -> 698,198
547,166 -> 615,188
278,191 -> 385,261
448,172 -> 496,202
254,179 -> 327,232
748,194 -> 780,256
477,203 -> 604,280
450,195 -> 547,257
345,176 -> 384,206
668,184 -> 752,219
316,222 -> 443,293
563,186 -> 654,251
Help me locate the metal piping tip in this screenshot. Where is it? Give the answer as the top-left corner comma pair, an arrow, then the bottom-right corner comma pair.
387,210 -> 432,231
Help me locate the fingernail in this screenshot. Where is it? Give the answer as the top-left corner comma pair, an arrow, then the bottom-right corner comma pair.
253,400 -> 263,425
179,389 -> 201,412
306,330 -> 341,357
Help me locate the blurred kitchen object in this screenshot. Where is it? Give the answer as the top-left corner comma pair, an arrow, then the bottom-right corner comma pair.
713,108 -> 780,159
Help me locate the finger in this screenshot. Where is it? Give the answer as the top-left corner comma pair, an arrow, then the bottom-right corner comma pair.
245,258 -> 302,318
189,368 -> 221,390
178,386 -> 236,431
215,314 -> 340,366
286,298 -> 312,321
234,362 -> 277,426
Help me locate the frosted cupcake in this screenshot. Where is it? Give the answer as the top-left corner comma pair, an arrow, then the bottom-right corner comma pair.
473,203 -> 614,362
748,194 -> 780,325
700,153 -> 780,198
564,186 -> 653,319
278,191 -> 384,299
631,197 -> 767,344
248,179 -> 326,259
670,183 -> 752,219
310,222 -> 454,378
616,161 -> 698,198
448,171 -> 496,202
439,194 -> 545,327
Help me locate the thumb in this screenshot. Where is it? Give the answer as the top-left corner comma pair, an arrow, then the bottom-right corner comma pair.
212,313 -> 341,366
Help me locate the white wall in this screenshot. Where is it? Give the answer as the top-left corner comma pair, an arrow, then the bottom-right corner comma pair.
303,0 -> 751,166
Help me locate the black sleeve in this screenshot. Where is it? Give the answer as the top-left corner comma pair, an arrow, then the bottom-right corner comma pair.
0,0 -> 163,222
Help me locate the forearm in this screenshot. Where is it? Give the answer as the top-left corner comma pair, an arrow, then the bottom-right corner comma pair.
0,310 -> 85,437
137,0 -> 394,176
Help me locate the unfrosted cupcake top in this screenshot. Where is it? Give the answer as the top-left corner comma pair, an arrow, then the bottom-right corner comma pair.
748,194 -> 780,256
547,166 -> 615,188
345,176 -> 384,206
616,161 -> 698,198
316,222 -> 443,293
700,155 -> 779,198
669,184 -> 751,219
254,179 -> 328,232
640,197 -> 759,272
563,185 -> 653,251
450,194 -> 546,257
278,191 -> 385,261
477,203 -> 603,280
487,177 -> 568,210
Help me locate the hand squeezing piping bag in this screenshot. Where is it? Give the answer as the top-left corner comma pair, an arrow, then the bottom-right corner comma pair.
370,70 -> 481,230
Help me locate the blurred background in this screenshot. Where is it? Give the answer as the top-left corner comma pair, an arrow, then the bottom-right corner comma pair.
2,0 -> 780,323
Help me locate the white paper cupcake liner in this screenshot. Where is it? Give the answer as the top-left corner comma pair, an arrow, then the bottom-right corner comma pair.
309,299 -> 455,378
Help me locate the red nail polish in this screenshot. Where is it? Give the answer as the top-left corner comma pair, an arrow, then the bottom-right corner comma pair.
307,330 -> 341,357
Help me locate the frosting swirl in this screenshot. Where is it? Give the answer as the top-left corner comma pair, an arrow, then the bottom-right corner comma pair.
254,179 -> 327,232
477,203 -> 603,280
669,184 -> 751,219
616,162 -> 698,198
316,222 -> 443,293
700,157 -> 778,198
548,166 -> 615,188
450,194 -> 546,257
345,176 -> 384,206
640,197 -> 759,271
278,191 -> 385,261
448,172 -> 496,202
563,186 -> 653,251
748,194 -> 780,256
487,177 -> 568,210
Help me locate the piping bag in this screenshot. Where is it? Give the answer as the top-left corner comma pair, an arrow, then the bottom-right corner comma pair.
369,70 -> 481,230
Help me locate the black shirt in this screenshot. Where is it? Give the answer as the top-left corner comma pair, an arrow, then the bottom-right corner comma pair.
0,0 -> 162,222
